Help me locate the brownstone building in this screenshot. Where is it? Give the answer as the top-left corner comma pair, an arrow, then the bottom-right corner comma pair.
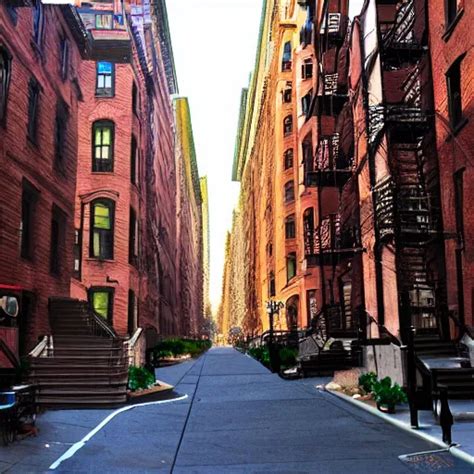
0,1 -> 84,356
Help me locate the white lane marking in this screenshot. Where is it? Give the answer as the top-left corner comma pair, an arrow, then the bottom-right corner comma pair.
49,394 -> 189,470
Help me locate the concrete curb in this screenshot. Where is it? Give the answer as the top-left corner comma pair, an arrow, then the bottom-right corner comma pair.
326,388 -> 474,467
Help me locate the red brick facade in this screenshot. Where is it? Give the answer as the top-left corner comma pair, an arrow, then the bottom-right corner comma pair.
0,3 -> 83,354
428,0 -> 474,329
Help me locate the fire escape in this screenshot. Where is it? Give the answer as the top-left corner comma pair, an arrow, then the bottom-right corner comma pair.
371,0 -> 444,337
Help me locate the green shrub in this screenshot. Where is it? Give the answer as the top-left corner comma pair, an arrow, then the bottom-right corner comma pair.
248,346 -> 270,366
372,376 -> 407,407
358,372 -> 378,393
153,338 -> 212,360
279,347 -> 298,368
128,366 -> 155,391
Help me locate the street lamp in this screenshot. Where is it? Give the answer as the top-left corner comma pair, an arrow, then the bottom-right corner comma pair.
266,300 -> 284,372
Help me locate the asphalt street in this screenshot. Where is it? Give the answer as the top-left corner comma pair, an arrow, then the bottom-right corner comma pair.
47,347 -> 471,473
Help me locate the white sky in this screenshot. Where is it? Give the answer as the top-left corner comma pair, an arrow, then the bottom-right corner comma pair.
167,0 -> 263,312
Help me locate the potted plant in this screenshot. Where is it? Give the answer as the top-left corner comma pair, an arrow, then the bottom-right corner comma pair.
372,376 -> 407,414
358,372 -> 377,394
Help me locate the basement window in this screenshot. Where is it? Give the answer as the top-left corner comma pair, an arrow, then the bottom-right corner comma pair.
27,78 -> 41,144
285,215 -> 296,239
446,54 -> 465,130
287,252 -> 297,282
96,62 -> 114,97
92,120 -> 114,172
0,47 -> 12,126
284,149 -> 294,170
90,199 -> 115,260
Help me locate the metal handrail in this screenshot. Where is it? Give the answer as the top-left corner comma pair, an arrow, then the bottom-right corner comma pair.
448,312 -> 474,340
87,306 -> 118,339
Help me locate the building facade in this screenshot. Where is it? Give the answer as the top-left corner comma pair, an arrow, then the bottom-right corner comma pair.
0,2 -> 83,355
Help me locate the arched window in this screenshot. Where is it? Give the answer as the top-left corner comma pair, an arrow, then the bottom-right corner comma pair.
33,1 -> 44,47
92,120 -> 114,172
90,199 -> 115,260
284,149 -> 293,170
282,41 -> 292,71
283,115 -> 293,136
285,214 -> 296,239
0,47 -> 12,124
284,181 -> 295,203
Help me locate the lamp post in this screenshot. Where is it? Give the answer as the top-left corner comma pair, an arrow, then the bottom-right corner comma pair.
266,300 -> 284,372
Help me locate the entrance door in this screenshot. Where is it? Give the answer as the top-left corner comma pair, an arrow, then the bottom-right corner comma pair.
89,287 -> 114,325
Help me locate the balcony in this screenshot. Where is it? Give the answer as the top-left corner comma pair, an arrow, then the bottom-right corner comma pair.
305,214 -> 360,265
374,179 -> 438,242
307,134 -> 352,187
85,28 -> 132,63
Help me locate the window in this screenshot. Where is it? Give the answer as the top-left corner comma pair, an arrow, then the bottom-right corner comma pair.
287,252 -> 297,281
285,215 -> 296,239
50,205 -> 66,276
284,181 -> 295,203
33,1 -> 44,47
90,199 -> 114,260
303,138 -> 313,176
92,120 -> 114,172
59,37 -> 69,81
55,100 -> 69,167
129,207 -> 138,265
27,78 -> 40,144
20,180 -> 39,260
0,47 -> 12,125
132,82 -> 139,115
89,287 -> 114,324
282,41 -> 292,71
302,90 -> 312,115
454,168 -> 465,246
269,272 -> 276,297
446,55 -> 465,129
128,290 -> 138,335
283,115 -> 293,136
96,62 -> 114,97
73,228 -> 81,279
95,14 -> 113,30
302,59 -> 313,79
284,149 -> 294,170
131,135 -> 138,184
445,0 -> 461,27
283,82 -> 292,103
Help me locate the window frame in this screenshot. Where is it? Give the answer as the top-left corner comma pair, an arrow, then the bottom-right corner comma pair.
283,115 -> 293,136
33,1 -> 45,48
301,59 -> 313,80
50,205 -> 66,277
284,149 -> 294,170
20,180 -> 39,261
89,287 -> 114,325
287,252 -> 297,282
131,135 -> 138,184
95,61 -> 115,98
92,120 -> 115,172
59,36 -> 70,82
284,181 -> 295,203
285,215 -> 296,239
55,99 -> 69,169
27,78 -> 41,144
446,55 -> 465,131
129,206 -> 139,265
0,46 -> 12,127
282,41 -> 292,71
90,198 -> 115,260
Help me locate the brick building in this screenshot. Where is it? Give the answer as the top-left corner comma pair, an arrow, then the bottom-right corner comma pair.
428,0 -> 474,330
0,2 -> 84,356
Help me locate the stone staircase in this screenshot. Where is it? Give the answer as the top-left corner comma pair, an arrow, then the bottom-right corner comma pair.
29,298 -> 128,407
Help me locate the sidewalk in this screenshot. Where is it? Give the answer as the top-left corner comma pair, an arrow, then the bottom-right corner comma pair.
327,388 -> 474,465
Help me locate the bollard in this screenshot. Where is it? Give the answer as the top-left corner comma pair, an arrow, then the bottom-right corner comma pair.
439,386 -> 454,445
